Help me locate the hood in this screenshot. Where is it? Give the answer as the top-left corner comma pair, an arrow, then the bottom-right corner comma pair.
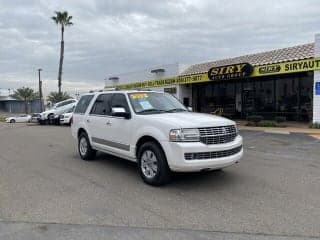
144,112 -> 235,128
41,109 -> 54,115
63,112 -> 73,117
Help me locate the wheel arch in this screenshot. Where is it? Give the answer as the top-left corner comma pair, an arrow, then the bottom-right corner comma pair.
77,127 -> 87,138
135,135 -> 165,159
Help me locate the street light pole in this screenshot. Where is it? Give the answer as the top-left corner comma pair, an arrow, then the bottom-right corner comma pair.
38,68 -> 43,112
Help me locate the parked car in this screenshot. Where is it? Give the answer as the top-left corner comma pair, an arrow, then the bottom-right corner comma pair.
31,113 -> 41,123
5,114 -> 31,123
39,99 -> 77,125
71,91 -> 243,186
59,107 -> 74,125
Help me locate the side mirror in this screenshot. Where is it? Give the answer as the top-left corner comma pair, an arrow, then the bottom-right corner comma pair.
187,107 -> 193,112
111,107 -> 130,119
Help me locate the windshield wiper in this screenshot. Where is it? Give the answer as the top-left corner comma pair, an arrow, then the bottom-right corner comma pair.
138,109 -> 166,114
165,108 -> 187,113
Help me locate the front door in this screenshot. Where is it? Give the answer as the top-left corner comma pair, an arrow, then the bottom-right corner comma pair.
106,93 -> 132,156
86,93 -> 113,152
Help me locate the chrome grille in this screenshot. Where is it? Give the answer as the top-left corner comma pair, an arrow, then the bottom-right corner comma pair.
198,125 -> 237,145
184,146 -> 242,160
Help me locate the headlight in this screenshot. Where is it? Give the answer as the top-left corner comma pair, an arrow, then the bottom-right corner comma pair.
169,128 -> 200,142
235,124 -> 239,133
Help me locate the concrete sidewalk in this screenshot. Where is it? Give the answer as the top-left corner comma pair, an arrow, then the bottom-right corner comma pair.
0,221 -> 318,240
237,121 -> 320,139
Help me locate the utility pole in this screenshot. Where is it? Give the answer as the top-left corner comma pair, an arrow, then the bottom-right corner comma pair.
38,69 -> 43,112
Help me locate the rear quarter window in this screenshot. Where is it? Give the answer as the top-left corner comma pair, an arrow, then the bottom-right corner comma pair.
74,95 -> 94,114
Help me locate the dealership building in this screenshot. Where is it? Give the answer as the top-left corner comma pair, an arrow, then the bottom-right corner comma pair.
105,34 -> 320,123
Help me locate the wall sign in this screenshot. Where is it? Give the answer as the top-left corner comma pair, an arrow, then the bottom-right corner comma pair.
107,57 -> 320,90
208,63 -> 253,80
316,82 -> 320,95
253,58 -> 320,77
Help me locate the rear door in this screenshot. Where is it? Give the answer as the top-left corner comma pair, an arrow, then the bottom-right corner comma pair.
72,94 -> 94,136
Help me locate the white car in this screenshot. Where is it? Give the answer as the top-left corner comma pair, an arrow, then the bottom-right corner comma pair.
59,108 -> 74,125
5,114 -> 31,123
39,99 -> 77,124
71,91 -> 243,185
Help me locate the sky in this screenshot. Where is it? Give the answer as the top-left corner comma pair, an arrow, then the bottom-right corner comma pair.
0,0 -> 320,95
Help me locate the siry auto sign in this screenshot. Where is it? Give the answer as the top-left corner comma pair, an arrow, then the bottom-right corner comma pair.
208,63 -> 253,80
107,58 -> 320,90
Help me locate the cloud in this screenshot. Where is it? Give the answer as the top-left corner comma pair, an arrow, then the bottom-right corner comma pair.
0,0 -> 319,93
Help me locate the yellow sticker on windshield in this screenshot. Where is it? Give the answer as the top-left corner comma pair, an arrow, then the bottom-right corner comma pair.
130,93 -> 148,99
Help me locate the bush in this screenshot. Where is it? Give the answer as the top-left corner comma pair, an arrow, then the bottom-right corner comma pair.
274,116 -> 286,123
258,120 -> 278,127
0,115 -> 6,122
309,122 -> 320,129
247,115 -> 263,124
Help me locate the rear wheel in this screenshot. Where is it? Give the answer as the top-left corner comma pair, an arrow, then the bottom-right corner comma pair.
78,132 -> 96,160
47,114 -> 54,125
137,141 -> 171,186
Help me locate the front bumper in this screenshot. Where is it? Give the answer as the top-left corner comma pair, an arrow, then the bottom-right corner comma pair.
31,117 -> 40,123
161,135 -> 243,172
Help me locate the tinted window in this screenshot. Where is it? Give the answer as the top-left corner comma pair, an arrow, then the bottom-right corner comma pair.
90,94 -> 112,115
111,94 -> 129,112
74,95 -> 94,114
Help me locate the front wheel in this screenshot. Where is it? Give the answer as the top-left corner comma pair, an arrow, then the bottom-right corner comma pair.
137,141 -> 171,186
10,119 -> 15,123
78,132 -> 96,161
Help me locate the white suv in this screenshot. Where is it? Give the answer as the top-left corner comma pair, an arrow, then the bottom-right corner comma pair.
71,91 -> 243,185
39,99 -> 77,124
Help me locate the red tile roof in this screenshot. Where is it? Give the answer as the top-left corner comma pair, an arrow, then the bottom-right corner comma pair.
182,43 -> 314,75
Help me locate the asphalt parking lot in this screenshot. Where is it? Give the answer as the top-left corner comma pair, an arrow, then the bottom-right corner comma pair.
0,123 -> 319,239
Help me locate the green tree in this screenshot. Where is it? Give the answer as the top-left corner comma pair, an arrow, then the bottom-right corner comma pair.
51,11 -> 73,94
12,87 -> 36,113
47,91 -> 71,104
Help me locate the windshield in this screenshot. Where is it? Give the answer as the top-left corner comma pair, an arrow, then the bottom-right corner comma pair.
128,92 -> 187,114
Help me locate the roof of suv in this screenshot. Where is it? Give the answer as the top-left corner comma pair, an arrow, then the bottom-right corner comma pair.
84,90 -> 163,96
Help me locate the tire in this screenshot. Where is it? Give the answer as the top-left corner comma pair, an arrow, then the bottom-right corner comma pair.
137,141 -> 171,186
48,114 -> 54,125
78,132 -> 96,161
10,119 -> 15,123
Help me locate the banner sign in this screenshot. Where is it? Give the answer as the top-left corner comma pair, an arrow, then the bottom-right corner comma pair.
107,57 -> 320,90
115,73 -> 208,90
252,57 -> 320,77
208,63 -> 253,80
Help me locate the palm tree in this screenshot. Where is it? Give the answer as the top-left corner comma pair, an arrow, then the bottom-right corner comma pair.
12,87 -> 36,113
51,11 -> 73,94
47,91 -> 71,104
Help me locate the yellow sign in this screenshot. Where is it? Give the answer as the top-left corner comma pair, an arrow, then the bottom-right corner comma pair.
252,57 -> 320,76
115,73 -> 208,90
107,57 -> 320,90
130,93 -> 149,99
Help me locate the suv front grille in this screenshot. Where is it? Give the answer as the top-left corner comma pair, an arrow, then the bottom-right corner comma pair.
198,125 -> 237,144
184,146 -> 242,160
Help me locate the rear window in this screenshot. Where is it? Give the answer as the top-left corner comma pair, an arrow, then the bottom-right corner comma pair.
74,95 -> 94,114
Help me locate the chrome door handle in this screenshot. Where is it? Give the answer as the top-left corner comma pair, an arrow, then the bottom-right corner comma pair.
87,119 -> 90,123
106,120 -> 112,125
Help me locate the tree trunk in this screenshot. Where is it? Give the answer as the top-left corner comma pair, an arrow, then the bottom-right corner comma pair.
24,98 -> 28,114
58,25 -> 64,94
